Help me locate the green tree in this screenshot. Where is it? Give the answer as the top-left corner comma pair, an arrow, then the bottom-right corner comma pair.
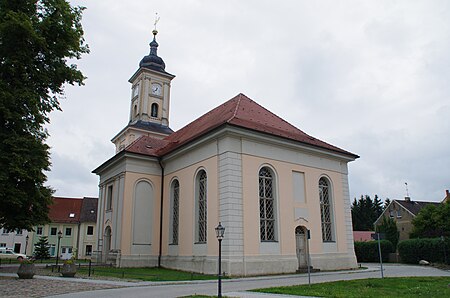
33,236 -> 50,259
411,201 -> 450,238
0,0 -> 88,230
351,195 -> 384,231
376,216 -> 399,249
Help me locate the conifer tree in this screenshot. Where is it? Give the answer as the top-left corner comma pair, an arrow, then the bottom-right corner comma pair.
34,236 -> 50,259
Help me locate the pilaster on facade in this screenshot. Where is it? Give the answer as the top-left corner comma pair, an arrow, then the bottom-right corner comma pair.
218,151 -> 244,256
341,174 -> 355,255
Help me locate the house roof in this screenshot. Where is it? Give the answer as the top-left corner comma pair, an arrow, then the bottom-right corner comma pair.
79,197 -> 98,223
48,197 -> 83,224
123,93 -> 359,159
395,199 -> 441,216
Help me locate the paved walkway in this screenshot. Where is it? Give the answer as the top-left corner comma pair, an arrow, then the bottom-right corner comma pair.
1,263 -> 449,297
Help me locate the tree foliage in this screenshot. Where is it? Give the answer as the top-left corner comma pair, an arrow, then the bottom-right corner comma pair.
376,216 -> 400,249
33,236 -> 50,259
0,0 -> 88,230
410,201 -> 450,238
351,195 -> 384,231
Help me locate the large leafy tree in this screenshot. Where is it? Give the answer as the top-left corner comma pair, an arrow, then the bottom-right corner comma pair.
0,0 -> 88,230
410,201 -> 450,238
351,194 -> 384,231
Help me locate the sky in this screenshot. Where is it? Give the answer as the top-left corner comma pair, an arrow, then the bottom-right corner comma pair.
45,0 -> 450,203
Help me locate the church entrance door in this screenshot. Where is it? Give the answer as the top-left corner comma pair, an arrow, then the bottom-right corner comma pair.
295,226 -> 307,269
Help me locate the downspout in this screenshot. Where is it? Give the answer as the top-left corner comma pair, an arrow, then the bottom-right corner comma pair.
76,222 -> 81,259
158,158 -> 164,267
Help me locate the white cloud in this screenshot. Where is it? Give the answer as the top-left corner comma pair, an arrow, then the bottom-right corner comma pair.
46,0 -> 450,202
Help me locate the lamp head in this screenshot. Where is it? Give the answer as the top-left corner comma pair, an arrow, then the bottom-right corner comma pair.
215,222 -> 225,240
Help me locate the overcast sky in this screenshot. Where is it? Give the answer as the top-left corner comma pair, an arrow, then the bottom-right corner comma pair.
45,0 -> 449,203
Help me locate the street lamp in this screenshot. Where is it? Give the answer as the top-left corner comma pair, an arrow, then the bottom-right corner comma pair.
56,230 -> 63,269
215,222 -> 225,298
25,235 -> 29,255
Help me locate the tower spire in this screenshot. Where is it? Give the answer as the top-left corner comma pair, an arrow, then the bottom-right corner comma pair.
139,13 -> 166,72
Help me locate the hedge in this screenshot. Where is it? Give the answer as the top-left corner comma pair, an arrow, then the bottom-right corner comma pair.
354,240 -> 394,262
398,237 -> 450,264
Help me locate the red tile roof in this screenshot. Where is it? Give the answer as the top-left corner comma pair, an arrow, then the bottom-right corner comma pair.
48,197 -> 83,223
124,93 -> 358,158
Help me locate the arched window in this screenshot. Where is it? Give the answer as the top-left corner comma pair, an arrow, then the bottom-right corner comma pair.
319,177 -> 334,242
151,103 -> 158,117
170,179 -> 180,245
196,170 -> 207,243
259,167 -> 276,241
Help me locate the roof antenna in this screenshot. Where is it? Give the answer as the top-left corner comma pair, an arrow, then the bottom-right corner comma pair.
405,182 -> 411,202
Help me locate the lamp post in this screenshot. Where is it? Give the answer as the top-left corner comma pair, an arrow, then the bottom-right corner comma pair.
215,222 -> 225,298
25,235 -> 29,255
56,230 -> 62,269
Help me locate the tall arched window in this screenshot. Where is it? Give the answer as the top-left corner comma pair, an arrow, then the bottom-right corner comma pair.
196,170 -> 207,243
319,177 -> 334,242
170,179 -> 180,245
151,103 -> 158,117
259,167 -> 276,241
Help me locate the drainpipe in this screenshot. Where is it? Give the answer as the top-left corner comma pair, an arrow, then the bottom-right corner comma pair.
158,158 -> 165,267
76,222 -> 81,259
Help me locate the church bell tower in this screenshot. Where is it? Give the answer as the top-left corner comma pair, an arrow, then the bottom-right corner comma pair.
112,29 -> 175,152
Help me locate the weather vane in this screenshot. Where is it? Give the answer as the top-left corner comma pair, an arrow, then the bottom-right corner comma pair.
405,182 -> 409,197
154,13 -> 160,31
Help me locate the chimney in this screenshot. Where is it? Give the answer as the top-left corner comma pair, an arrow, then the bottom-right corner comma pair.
405,196 -> 411,202
446,189 -> 449,197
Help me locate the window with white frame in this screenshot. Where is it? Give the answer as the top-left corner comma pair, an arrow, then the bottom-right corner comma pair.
0,243 -> 6,248
196,170 -> 207,243
50,227 -> 57,236
259,167 -> 277,241
171,179 -> 180,245
87,226 -> 94,236
36,227 -> 43,235
65,228 -> 72,236
319,177 -> 334,242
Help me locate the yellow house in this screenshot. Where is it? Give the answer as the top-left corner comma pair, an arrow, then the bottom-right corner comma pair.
93,30 -> 359,275
27,197 -> 98,259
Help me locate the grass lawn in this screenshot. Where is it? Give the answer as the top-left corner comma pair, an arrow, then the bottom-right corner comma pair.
253,277 -> 450,297
76,266 -> 220,281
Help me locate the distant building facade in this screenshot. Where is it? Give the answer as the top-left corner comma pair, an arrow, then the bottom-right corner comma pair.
374,197 -> 441,242
0,228 -> 29,254
27,197 -> 98,259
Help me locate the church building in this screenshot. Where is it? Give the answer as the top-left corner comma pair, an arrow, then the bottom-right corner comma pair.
93,29 -> 359,276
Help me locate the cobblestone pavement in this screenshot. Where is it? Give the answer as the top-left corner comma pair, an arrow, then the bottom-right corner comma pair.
0,276 -> 123,298
0,265 -> 124,298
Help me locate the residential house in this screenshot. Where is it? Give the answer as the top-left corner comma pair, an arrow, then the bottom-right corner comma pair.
93,30 -> 359,275
0,228 -> 29,254
374,197 -> 441,242
27,197 -> 98,259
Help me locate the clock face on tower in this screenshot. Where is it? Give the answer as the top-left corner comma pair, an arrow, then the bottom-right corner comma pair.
151,83 -> 162,96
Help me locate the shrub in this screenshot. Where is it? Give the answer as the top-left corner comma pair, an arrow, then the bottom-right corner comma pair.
354,240 -> 394,262
398,237 -> 450,264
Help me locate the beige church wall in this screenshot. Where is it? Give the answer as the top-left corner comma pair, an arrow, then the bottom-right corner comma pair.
161,155 -> 219,256
120,171 -> 161,257
241,150 -> 355,271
